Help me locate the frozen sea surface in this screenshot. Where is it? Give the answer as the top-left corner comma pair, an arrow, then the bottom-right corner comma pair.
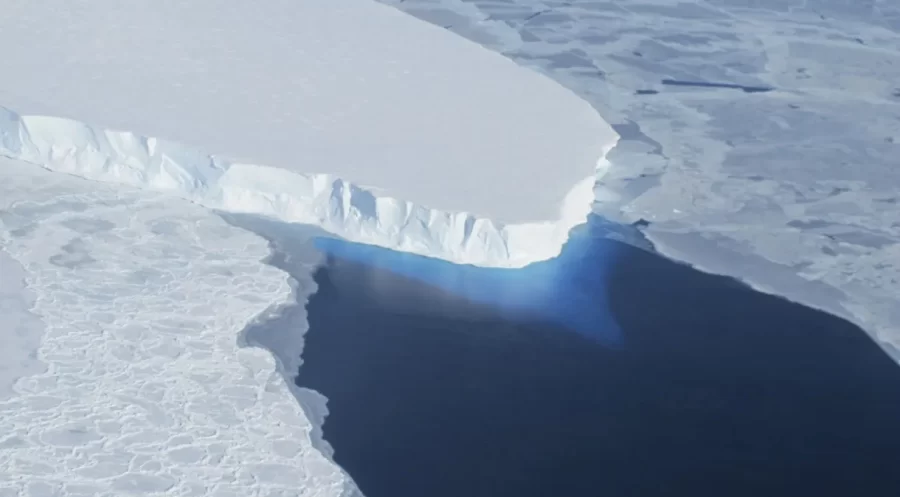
378,0 -> 900,350
2,0 -> 898,494
0,159 -> 358,497
0,250 -> 44,400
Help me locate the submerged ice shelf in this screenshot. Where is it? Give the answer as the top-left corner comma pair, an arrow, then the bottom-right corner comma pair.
7,0 -> 897,495
379,0 -> 900,351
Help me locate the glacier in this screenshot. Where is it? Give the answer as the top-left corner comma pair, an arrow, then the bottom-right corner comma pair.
0,1 -> 617,496
377,0 -> 900,353
3,0 -> 898,495
0,107 -> 613,268
0,0 -> 617,268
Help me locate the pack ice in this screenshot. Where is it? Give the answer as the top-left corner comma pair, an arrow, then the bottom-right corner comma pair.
0,0 -> 616,268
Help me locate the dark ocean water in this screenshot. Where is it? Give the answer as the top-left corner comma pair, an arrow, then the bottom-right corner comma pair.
285,218 -> 900,497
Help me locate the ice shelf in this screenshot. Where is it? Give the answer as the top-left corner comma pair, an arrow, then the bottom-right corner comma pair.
0,0 -> 617,268
377,0 -> 900,349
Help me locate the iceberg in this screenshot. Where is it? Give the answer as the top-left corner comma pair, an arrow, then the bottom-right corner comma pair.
0,158 -> 358,497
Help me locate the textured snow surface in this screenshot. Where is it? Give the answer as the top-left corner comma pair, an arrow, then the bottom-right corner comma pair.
379,0 -> 900,350
0,0 -> 617,268
0,158 -> 358,497
0,250 -> 44,401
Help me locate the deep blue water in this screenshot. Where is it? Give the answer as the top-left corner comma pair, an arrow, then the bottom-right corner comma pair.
294,218 -> 900,497
312,223 -> 622,348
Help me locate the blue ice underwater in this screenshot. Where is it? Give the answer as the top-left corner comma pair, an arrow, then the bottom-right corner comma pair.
313,218 -> 625,348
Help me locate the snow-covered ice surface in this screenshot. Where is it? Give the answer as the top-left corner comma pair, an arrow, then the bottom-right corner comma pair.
0,249 -> 44,401
0,2 -> 624,494
0,158 -> 358,497
1,0 -> 897,492
377,0 -> 900,351
0,0 -> 617,268
0,107 -> 607,268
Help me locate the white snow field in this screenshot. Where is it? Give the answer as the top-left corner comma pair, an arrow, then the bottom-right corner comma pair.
378,0 -> 900,353
0,0 -> 617,268
0,250 -> 44,401
0,157 -> 358,497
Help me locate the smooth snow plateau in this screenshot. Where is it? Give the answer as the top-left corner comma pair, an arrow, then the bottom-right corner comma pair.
0,0 -> 617,268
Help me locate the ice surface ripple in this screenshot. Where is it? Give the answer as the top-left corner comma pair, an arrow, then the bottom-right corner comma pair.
0,159 -> 356,497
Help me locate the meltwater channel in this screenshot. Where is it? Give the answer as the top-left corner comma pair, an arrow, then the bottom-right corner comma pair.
233,215 -> 900,497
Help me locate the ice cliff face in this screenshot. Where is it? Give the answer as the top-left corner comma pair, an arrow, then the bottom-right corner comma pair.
0,107 -> 616,268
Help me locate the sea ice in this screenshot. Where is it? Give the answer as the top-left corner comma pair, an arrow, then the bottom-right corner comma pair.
0,250 -> 44,400
378,0 -> 900,352
0,157 -> 359,497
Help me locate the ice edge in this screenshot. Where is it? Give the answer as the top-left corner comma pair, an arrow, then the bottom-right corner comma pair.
0,106 -> 618,269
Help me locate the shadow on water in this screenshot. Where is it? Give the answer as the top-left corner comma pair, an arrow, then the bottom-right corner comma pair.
286,215 -> 900,497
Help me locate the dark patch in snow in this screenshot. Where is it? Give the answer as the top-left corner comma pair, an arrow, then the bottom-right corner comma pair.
661,79 -> 774,93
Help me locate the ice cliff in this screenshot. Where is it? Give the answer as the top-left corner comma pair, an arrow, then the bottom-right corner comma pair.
0,107 -> 617,268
